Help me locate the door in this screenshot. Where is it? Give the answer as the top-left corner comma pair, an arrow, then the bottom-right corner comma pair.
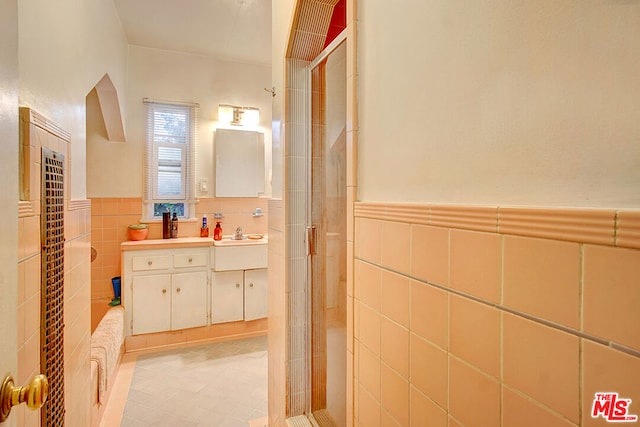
212,271 -> 244,323
132,274 -> 172,334
172,271 -> 208,330
244,269 -> 268,321
308,39 -> 347,426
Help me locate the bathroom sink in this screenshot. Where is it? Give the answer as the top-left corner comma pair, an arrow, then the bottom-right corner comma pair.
213,235 -> 268,246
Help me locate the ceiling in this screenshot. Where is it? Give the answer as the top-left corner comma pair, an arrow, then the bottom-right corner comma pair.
113,0 -> 272,66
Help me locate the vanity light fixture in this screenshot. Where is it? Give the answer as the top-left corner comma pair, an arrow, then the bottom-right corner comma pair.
218,104 -> 260,127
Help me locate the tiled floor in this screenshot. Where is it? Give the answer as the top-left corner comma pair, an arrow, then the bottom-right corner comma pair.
116,335 -> 268,427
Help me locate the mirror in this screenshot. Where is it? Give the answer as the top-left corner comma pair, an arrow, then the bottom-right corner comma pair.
214,128 -> 265,197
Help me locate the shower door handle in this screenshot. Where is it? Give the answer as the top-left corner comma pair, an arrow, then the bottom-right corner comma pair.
306,225 -> 317,256
0,374 -> 49,422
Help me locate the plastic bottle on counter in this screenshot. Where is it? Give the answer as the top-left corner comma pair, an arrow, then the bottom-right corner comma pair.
170,212 -> 179,238
200,215 -> 209,237
213,221 -> 222,241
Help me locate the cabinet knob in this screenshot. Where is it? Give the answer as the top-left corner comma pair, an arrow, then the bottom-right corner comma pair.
162,289 -> 167,294
148,260 -> 152,266
249,283 -> 254,288
176,288 -> 181,293
188,258 -> 192,263
236,283 -> 240,288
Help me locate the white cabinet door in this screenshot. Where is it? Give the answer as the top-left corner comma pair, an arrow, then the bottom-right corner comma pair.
132,274 -> 171,334
212,271 -> 244,323
244,268 -> 268,321
171,271 -> 208,330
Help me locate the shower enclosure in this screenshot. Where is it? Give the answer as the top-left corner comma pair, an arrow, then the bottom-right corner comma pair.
307,38 -> 347,426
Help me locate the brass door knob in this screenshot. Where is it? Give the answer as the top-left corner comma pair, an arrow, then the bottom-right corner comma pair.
0,374 -> 49,422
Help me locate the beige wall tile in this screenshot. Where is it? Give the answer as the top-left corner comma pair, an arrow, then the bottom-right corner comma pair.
450,230 -> 501,303
583,341 -> 640,427
381,317 -> 409,379
449,295 -> 500,378
410,333 -> 448,409
359,302 -> 381,355
503,313 -> 580,423
381,221 -> 411,274
410,280 -> 448,349
409,386 -> 447,427
355,259 -> 381,311
503,236 -> 580,329
381,364 -> 409,426
359,341 -> 381,402
411,225 -> 449,286
583,245 -> 640,351
380,270 -> 409,328
503,387 -> 577,427
358,384 -> 381,427
355,218 -> 382,263
449,356 -> 500,427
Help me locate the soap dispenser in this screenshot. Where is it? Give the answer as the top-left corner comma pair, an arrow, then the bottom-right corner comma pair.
214,221 -> 222,241
200,215 -> 209,237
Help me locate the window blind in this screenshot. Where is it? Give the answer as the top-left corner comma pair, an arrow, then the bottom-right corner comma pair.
143,99 -> 199,217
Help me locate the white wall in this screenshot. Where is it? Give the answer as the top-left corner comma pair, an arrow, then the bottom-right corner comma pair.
271,0 -> 297,200
18,0 -> 128,200
0,0 -> 19,409
358,1 -> 640,208
87,45 -> 272,198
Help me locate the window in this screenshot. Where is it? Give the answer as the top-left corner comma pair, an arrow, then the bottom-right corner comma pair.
143,100 -> 198,219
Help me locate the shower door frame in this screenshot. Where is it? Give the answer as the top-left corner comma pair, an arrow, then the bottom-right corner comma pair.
305,29 -> 348,426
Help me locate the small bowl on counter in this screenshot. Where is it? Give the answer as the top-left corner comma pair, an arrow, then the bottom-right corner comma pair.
127,224 -> 149,241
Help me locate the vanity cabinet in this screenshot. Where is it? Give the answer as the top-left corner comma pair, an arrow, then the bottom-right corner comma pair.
211,242 -> 268,323
123,246 -> 209,335
211,268 -> 268,323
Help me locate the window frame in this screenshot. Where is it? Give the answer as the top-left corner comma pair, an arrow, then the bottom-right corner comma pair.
143,99 -> 198,220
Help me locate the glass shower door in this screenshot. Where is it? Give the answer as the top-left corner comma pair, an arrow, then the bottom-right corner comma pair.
309,40 -> 347,426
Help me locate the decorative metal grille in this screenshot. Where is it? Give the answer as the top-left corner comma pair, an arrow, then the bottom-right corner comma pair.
41,148 -> 65,426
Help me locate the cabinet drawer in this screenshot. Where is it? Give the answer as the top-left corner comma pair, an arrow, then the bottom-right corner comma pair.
131,255 -> 171,271
212,244 -> 268,271
173,252 -> 208,268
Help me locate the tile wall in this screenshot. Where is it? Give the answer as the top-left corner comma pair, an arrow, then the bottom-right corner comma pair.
90,196 -> 269,332
352,203 -> 640,427
17,108 -> 93,426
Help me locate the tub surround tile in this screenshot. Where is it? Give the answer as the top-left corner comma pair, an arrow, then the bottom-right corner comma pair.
449,356 -> 501,427
358,384 -> 382,427
409,386 -> 447,427
410,225 -> 449,286
381,364 -> 409,427
502,387 -> 577,427
409,333 -> 448,409
380,270 -> 410,328
503,236 -> 581,329
503,313 -> 580,423
358,341 -> 381,401
449,295 -> 500,378
355,217 -> 382,263
381,317 -> 409,379
381,221 -> 411,274
410,280 -> 448,349
582,340 -> 640,427
450,230 -> 502,303
583,245 -> 640,352
355,259 -> 381,310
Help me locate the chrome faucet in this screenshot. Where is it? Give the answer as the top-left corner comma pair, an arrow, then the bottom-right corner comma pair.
234,226 -> 244,240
